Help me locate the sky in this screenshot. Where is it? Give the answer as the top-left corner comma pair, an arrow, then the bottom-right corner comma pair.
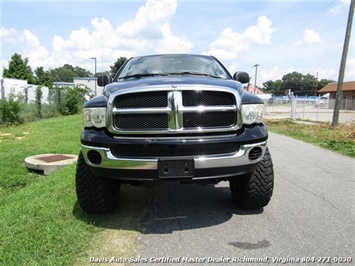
1,0 -> 354,87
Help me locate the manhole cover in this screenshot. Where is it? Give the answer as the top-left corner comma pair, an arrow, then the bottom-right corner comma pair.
36,154 -> 73,163
24,154 -> 78,175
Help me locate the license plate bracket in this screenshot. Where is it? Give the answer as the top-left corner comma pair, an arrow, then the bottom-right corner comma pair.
158,158 -> 195,178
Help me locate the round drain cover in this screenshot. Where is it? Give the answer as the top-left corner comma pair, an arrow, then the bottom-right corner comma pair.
24,154 -> 78,175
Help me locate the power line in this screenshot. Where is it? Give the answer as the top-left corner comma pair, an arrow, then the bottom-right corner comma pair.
272,2 -> 297,27
265,0 -> 338,54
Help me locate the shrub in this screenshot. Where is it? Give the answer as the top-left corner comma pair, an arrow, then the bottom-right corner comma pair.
20,103 -> 60,123
1,85 -> 89,126
35,86 -> 43,119
52,85 -> 89,116
0,94 -> 24,126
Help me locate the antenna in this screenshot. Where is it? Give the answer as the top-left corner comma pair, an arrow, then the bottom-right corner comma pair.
253,64 -> 260,94
101,35 -> 104,73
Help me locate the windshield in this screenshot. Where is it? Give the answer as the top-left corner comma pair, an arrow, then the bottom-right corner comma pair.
116,54 -> 230,80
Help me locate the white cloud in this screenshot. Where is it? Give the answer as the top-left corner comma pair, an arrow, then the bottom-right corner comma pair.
1,59 -> 9,75
258,66 -> 296,86
92,17 -> 113,33
1,0 -> 348,82
1,29 -> 51,70
21,30 -> 43,50
1,0 -> 193,73
68,28 -> 92,50
204,27 -> 249,60
204,16 -> 274,60
243,16 -> 273,44
316,68 -> 338,82
329,0 -> 351,15
260,67 -> 284,82
345,57 -> 355,81
0,27 -> 17,37
49,35 -> 73,67
156,23 -> 193,53
315,56 -> 354,82
296,29 -> 322,46
116,0 -> 177,39
0,27 -> 17,45
318,57 -> 355,81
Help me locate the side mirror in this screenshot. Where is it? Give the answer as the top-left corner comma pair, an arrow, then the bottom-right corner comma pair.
97,75 -> 112,87
233,71 -> 250,84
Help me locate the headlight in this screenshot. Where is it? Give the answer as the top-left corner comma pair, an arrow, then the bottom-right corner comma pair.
242,104 -> 264,125
83,108 -> 106,128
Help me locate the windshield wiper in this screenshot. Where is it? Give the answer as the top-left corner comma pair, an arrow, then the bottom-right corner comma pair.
118,73 -> 170,79
169,72 -> 222,79
119,72 -> 222,80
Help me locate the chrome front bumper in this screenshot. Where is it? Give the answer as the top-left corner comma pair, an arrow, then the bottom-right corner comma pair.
81,141 -> 267,171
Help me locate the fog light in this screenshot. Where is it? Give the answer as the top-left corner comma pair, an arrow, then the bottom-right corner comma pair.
249,147 -> 262,161
87,150 -> 102,165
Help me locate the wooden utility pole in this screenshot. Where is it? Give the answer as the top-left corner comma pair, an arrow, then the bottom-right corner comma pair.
314,72 -> 318,97
332,0 -> 354,127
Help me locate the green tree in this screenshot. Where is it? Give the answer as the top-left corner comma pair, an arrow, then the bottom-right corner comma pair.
264,73 -> 335,96
74,66 -> 91,77
303,74 -> 317,95
281,72 -> 304,94
3,53 -> 35,83
281,72 -> 318,96
49,64 -> 91,82
49,67 -> 75,82
262,79 -> 283,95
34,67 -> 53,88
110,57 -> 127,76
317,79 -> 335,91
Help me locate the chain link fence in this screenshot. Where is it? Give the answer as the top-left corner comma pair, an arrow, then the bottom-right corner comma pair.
264,96 -> 355,124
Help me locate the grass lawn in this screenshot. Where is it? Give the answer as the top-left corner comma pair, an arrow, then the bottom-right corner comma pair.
1,115 -> 353,265
0,114 -> 153,265
266,119 -> 355,158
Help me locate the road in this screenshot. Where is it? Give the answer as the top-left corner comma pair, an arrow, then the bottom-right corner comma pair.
135,132 -> 355,265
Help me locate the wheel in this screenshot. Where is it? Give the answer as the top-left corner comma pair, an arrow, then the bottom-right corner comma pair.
75,151 -> 120,214
230,147 -> 274,209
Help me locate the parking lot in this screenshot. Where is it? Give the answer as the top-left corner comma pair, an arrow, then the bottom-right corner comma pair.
265,104 -> 355,124
132,132 -> 354,265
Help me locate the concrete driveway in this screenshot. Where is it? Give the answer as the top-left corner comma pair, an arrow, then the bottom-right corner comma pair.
136,132 -> 355,264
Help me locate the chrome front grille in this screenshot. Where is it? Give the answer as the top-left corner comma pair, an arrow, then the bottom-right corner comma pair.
114,113 -> 168,130
183,112 -> 235,128
108,86 -> 241,135
115,91 -> 167,108
182,90 -> 235,106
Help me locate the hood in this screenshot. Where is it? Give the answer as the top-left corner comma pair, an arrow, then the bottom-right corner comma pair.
104,76 -> 245,96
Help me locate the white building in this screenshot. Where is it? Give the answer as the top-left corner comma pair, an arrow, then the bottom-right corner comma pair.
53,77 -> 103,96
0,77 -> 104,104
1,78 -> 49,104
52,81 -> 75,88
74,77 -> 103,96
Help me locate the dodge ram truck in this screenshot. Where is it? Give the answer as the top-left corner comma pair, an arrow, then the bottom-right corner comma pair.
76,54 -> 274,214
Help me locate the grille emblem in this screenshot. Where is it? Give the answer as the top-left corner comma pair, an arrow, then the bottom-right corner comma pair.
168,91 -> 183,130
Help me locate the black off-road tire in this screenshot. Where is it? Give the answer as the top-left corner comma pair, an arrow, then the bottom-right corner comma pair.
230,148 -> 274,209
75,151 -> 120,214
